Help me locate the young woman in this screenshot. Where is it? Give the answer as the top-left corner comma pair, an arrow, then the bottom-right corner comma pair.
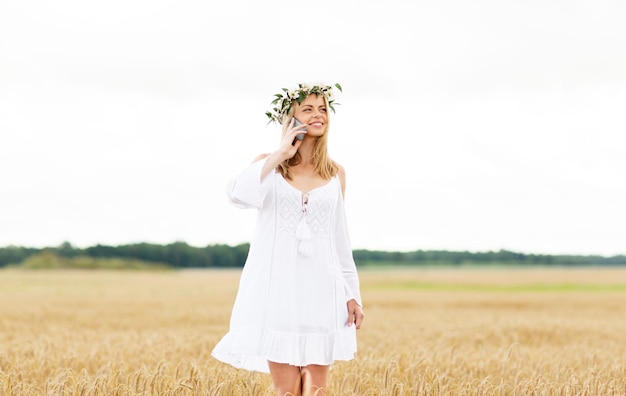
212,83 -> 364,396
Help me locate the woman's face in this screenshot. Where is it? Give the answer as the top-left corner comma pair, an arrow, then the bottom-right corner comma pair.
293,94 -> 328,137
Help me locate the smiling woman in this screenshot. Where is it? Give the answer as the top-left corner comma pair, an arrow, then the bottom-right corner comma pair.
212,83 -> 364,396
278,94 -> 335,184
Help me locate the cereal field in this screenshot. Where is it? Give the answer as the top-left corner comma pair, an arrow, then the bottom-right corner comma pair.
1,267 -> 625,395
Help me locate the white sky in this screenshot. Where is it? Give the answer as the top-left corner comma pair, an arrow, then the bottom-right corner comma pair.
1,0 -> 625,256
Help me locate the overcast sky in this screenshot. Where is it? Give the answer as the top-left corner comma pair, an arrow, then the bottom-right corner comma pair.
1,0 -> 625,256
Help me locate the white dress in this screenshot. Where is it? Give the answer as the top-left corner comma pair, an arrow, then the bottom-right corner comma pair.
211,158 -> 362,373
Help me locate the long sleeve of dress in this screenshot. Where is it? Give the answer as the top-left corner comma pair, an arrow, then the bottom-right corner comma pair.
335,197 -> 363,307
226,158 -> 270,209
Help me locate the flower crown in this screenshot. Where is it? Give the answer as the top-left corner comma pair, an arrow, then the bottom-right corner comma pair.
266,83 -> 342,124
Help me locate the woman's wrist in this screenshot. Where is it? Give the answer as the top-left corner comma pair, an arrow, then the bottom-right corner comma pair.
260,151 -> 287,180
267,151 -> 286,167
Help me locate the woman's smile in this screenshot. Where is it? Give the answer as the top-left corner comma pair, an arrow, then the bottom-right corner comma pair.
294,94 -> 329,136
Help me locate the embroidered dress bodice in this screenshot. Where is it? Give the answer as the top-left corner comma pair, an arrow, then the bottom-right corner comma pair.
277,175 -> 334,256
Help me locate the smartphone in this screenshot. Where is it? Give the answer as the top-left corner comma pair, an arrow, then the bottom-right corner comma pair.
293,118 -> 306,142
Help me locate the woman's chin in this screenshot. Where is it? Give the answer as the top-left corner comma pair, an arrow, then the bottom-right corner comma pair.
306,127 -> 326,137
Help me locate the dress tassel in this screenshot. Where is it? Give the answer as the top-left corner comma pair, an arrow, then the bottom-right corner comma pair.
295,218 -> 310,239
295,218 -> 313,257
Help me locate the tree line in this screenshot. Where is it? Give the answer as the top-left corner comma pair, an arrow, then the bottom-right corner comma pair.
352,249 -> 626,266
1,242 -> 625,269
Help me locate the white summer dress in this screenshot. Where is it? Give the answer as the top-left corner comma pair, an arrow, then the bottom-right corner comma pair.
211,158 -> 362,373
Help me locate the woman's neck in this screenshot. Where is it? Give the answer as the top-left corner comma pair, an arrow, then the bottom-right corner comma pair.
297,139 -> 315,165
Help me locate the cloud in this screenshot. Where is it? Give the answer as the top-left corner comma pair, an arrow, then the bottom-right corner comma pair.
1,0 -> 625,255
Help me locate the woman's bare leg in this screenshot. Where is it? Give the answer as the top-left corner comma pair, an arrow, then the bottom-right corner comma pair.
268,361 -> 302,396
301,364 -> 329,396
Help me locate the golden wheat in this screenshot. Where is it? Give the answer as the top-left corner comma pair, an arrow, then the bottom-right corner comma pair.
0,267 -> 625,395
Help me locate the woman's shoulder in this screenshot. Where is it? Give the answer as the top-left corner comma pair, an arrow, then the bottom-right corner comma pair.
333,161 -> 346,178
333,161 -> 347,196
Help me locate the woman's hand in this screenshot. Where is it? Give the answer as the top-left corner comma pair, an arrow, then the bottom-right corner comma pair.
347,299 -> 364,329
277,117 -> 307,159
260,119 -> 306,180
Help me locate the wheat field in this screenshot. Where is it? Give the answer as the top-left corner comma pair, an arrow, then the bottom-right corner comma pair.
1,267 -> 625,395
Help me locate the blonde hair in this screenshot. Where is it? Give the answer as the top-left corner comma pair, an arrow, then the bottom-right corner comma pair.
277,94 -> 338,181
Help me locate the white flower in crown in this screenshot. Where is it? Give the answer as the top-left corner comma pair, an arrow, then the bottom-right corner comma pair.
266,82 -> 343,125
